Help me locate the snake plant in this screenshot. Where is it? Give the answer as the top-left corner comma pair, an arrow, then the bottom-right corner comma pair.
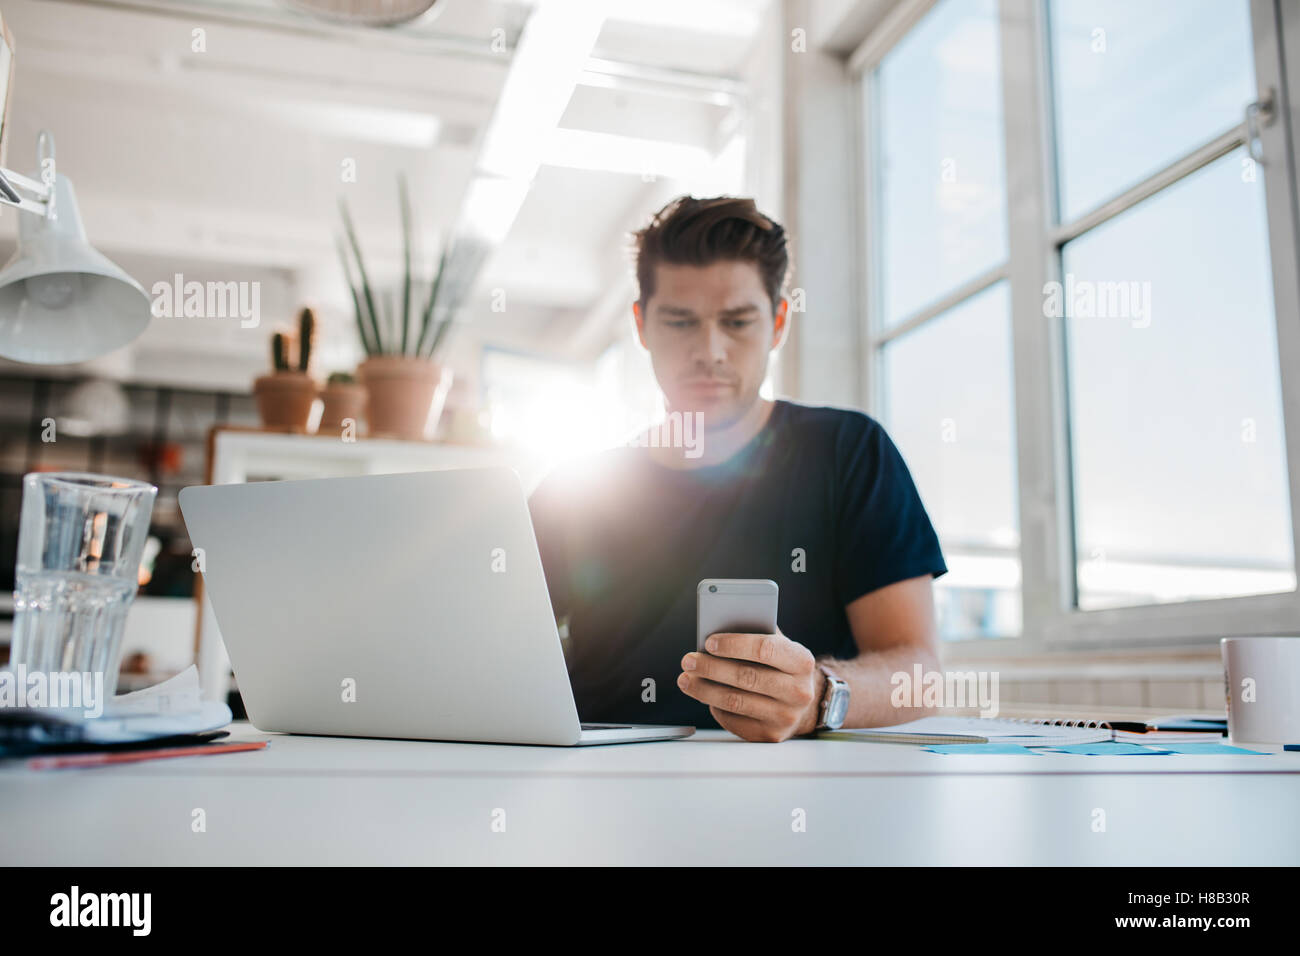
338,175 -> 460,360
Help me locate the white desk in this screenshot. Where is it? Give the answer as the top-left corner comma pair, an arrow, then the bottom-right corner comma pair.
3,724 -> 1298,865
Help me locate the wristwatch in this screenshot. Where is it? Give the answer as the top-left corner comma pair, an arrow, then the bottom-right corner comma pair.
815,664 -> 850,731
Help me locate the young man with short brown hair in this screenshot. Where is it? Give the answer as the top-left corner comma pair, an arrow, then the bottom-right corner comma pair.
528,195 -> 946,743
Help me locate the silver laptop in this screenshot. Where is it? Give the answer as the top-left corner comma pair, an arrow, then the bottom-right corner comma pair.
178,467 -> 694,746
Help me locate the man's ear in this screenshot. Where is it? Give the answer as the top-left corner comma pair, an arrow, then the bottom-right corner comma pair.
771,297 -> 790,351
633,300 -> 648,350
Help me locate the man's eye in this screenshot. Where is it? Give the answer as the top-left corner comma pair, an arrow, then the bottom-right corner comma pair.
666,320 -> 694,329
724,319 -> 754,329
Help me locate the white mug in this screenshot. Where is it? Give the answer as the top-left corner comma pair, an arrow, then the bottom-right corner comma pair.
1220,637 -> 1300,744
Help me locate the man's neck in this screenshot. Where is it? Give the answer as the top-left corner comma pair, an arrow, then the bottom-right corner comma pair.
649,397 -> 776,470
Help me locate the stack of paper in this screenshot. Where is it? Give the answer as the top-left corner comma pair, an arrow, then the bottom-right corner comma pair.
0,666 -> 231,755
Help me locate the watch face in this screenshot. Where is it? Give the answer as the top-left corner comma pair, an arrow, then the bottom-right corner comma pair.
827,692 -> 849,728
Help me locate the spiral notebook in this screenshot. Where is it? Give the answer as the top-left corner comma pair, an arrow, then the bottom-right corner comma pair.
817,716 -> 1216,746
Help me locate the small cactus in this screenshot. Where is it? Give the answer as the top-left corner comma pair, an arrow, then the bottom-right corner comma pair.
298,308 -> 315,372
327,371 -> 355,385
271,332 -> 289,371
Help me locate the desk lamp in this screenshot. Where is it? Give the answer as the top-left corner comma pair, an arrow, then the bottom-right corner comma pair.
0,130 -> 150,364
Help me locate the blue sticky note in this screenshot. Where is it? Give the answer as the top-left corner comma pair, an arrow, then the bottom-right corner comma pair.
924,744 -> 1038,755
1148,742 -> 1268,755
1038,742 -> 1173,756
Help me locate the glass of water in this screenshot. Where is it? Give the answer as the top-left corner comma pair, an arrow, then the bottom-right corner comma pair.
10,472 -> 157,698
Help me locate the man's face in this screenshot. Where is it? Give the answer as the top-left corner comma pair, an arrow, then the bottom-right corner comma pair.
635,259 -> 787,428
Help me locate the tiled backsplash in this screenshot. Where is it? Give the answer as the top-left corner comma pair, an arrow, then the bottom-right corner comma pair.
994,676 -> 1225,711
940,650 -> 1227,714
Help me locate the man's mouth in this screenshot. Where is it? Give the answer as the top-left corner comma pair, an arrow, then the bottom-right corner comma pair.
682,378 -> 733,389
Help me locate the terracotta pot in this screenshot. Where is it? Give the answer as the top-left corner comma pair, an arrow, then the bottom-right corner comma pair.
318,382 -> 367,435
357,356 -> 452,440
253,371 -> 317,431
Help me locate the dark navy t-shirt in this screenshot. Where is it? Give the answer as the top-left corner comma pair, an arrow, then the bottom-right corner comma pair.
526,399 -> 947,729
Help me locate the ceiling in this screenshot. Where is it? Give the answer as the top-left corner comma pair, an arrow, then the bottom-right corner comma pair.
0,0 -> 768,388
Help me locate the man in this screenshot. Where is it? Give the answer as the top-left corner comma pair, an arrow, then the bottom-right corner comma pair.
527,195 -> 946,743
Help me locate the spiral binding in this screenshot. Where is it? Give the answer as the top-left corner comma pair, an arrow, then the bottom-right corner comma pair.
1003,716 -> 1114,730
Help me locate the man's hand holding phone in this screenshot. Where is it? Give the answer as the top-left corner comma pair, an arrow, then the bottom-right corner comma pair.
683,579 -> 823,742
679,629 -> 823,742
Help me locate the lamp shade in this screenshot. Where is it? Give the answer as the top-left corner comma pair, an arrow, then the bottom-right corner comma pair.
0,174 -> 151,364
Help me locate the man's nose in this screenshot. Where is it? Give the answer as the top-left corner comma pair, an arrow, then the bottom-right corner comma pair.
693,322 -> 727,365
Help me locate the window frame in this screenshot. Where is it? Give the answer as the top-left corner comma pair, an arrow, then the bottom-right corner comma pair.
851,0 -> 1300,654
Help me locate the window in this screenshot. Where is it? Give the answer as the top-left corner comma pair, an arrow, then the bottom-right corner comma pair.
857,0 -> 1300,648
868,0 -> 1021,641
1047,0 -> 1296,615
876,0 -> 1006,329
1062,151 -> 1294,610
1048,0 -> 1257,222
882,283 -> 1021,639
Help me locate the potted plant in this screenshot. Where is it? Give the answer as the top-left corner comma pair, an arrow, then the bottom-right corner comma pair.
339,176 -> 460,440
253,308 -> 317,431
318,370 -> 366,435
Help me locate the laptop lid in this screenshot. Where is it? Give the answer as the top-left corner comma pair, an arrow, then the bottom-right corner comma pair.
178,467 -> 584,746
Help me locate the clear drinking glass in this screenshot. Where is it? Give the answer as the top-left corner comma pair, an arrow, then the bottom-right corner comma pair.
10,472 -> 157,698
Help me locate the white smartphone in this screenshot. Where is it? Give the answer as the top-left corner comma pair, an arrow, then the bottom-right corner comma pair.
696,579 -> 779,653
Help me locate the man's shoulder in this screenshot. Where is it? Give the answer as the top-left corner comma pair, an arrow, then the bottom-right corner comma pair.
777,399 -> 883,445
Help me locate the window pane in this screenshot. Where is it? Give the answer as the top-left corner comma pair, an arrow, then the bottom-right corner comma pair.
882,282 -> 1021,640
1063,149 -> 1295,610
1049,0 -> 1256,222
875,0 -> 1006,329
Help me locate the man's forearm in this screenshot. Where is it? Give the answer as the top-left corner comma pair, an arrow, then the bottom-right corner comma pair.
805,643 -> 942,731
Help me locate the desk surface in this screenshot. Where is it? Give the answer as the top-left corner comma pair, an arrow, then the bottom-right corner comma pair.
3,723 -> 1298,865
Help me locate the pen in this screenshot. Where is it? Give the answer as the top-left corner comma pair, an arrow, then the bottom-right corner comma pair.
27,740 -> 268,770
